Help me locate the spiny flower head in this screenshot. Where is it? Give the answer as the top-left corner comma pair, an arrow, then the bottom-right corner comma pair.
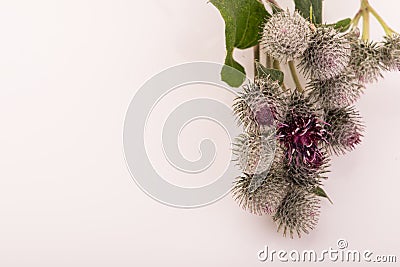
349,40 -> 386,84
309,72 -> 364,109
280,90 -> 319,120
277,113 -> 327,168
300,26 -> 351,81
234,132 -> 276,175
282,156 -> 329,187
273,186 -> 321,238
262,10 -> 311,61
258,76 -> 286,119
233,78 -> 281,133
232,167 -> 290,216
277,92 -> 327,168
380,34 -> 400,71
324,107 -> 364,155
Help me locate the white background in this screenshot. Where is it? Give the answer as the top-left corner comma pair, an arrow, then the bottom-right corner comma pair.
0,0 -> 399,266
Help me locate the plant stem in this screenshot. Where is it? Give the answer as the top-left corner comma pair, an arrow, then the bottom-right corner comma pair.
357,0 -> 397,39
351,10 -> 362,29
368,5 -> 396,36
266,54 -> 272,68
254,44 -> 260,78
288,61 -> 303,92
361,0 -> 370,41
272,59 -> 287,90
273,59 -> 280,70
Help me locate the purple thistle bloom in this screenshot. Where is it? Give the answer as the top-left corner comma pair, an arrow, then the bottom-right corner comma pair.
277,113 -> 328,167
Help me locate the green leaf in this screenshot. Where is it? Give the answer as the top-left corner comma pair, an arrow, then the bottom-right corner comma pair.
294,0 -> 323,24
332,18 -> 352,32
222,56 -> 246,88
314,186 -> 333,204
255,62 -> 284,85
211,0 -> 271,87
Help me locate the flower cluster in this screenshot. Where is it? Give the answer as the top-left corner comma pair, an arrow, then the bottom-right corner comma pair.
233,80 -> 328,238
232,9 -> 400,238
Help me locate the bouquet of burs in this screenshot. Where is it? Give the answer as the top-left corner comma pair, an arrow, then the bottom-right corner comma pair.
210,0 -> 400,238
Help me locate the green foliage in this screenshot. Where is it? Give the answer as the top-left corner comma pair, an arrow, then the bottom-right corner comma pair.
256,62 -> 284,85
294,0 -> 323,24
331,18 -> 352,32
221,59 -> 246,88
210,0 -> 270,87
314,186 -> 333,204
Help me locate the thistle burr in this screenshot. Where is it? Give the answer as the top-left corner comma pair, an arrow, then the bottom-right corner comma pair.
273,186 -> 321,238
262,11 -> 311,62
300,27 -> 351,81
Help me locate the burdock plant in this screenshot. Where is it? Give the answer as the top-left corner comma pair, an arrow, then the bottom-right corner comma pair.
211,0 -> 399,237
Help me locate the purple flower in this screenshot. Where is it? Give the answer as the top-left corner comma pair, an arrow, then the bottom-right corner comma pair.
277,113 -> 327,167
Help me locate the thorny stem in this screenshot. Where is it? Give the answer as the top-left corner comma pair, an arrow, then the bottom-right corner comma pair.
288,61 -> 303,92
